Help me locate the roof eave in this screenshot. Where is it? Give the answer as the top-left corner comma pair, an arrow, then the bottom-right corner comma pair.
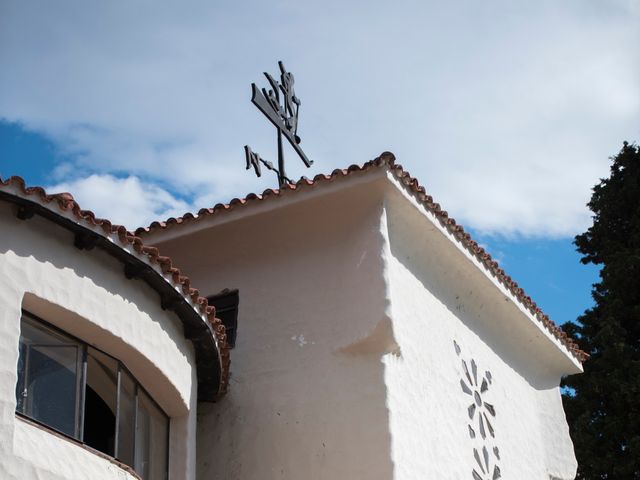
0,178 -> 230,400
139,167 -> 389,245
134,151 -> 586,365
384,169 -> 585,373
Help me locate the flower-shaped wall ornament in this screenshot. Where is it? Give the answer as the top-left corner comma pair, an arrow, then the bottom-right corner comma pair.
472,445 -> 501,480
454,340 -> 501,480
460,358 -> 495,441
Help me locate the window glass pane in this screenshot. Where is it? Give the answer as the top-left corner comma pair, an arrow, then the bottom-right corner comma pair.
135,391 -> 150,479
18,315 -> 82,438
135,390 -> 168,480
26,344 -> 80,437
117,369 -> 136,467
147,397 -> 169,480
15,339 -> 27,413
20,316 -> 73,344
84,347 -> 117,456
15,314 -> 170,478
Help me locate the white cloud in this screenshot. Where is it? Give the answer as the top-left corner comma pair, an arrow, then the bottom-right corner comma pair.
47,175 -> 192,229
1,0 -> 639,235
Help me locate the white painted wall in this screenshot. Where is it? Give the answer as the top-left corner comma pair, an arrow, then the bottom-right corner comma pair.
0,202 -> 198,480
154,174 -> 397,480
149,169 -> 581,480
382,177 -> 579,480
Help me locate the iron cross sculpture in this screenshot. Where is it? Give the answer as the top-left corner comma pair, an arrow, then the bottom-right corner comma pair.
244,61 -> 313,187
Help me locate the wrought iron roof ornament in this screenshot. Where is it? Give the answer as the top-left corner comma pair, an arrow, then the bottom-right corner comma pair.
244,61 -> 313,187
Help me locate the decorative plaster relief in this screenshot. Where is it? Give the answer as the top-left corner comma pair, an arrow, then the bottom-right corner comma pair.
454,340 -> 501,480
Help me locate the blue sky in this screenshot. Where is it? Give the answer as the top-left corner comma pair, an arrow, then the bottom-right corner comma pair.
1,0 -> 637,326
0,120 -> 601,326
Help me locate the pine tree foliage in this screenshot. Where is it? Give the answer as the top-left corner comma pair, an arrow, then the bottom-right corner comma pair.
562,142 -> 640,479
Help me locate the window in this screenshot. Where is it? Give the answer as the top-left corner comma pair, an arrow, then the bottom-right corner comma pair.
16,312 -> 169,480
207,288 -> 239,348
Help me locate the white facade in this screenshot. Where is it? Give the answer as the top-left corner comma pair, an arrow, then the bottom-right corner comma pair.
143,163 -> 583,480
382,175 -> 581,480
0,185 -> 225,480
0,156 -> 584,480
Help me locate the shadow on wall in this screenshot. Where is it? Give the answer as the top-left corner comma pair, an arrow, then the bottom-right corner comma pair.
196,341 -> 397,480
0,209 -> 192,416
186,186 -> 398,480
385,202 -> 562,392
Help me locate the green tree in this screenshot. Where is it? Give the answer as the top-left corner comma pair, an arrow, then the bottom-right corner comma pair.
562,142 -> 640,479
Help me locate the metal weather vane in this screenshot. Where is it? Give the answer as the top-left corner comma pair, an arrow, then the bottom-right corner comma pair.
244,61 -> 313,187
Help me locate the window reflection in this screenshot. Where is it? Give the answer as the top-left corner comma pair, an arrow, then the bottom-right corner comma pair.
15,312 -> 170,479
136,390 -> 169,480
17,317 -> 82,437
117,369 -> 136,466
146,395 -> 169,480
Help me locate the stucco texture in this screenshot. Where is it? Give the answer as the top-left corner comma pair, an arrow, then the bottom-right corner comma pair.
148,170 -> 580,480
382,178 -> 578,480
0,202 -> 198,480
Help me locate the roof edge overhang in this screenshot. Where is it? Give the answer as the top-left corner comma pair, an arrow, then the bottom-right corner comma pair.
0,177 -> 230,401
141,167 -> 389,245
383,170 -> 584,374
135,152 -> 587,366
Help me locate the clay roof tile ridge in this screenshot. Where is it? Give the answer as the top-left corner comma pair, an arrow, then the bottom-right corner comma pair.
0,174 -> 231,393
130,154 -> 587,363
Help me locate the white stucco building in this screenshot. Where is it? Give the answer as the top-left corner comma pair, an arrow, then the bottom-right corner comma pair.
0,152 -> 586,480
0,177 -> 229,480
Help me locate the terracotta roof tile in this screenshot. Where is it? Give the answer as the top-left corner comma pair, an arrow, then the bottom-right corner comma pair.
0,175 -> 231,395
136,152 -> 587,363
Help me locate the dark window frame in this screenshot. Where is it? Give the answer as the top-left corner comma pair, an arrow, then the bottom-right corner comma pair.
207,288 -> 239,348
16,310 -> 170,479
